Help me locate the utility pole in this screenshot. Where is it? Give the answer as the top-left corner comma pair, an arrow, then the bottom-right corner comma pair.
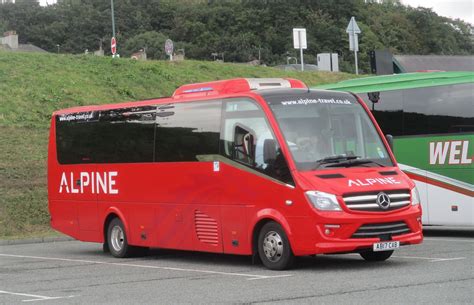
111,0 -> 116,39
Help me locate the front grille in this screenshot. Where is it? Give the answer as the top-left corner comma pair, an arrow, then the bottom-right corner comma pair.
343,190 -> 410,212
352,221 -> 411,239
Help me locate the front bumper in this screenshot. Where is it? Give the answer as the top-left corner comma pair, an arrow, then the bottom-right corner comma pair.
287,206 -> 423,256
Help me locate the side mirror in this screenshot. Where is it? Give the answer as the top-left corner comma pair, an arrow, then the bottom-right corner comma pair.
263,139 -> 277,163
385,134 -> 394,151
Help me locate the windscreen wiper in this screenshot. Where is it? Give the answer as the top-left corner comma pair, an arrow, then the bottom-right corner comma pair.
312,155 -> 360,169
325,158 -> 385,168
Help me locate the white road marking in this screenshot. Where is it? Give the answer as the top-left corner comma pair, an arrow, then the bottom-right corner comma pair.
424,237 -> 474,243
0,290 -> 76,302
0,254 -> 291,281
391,254 -> 466,262
429,257 -> 467,262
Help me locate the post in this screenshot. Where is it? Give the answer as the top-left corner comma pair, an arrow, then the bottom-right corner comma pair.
111,0 -> 116,39
354,49 -> 359,75
299,31 -> 304,71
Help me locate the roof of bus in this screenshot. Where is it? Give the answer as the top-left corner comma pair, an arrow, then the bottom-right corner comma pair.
314,71 -> 473,93
53,88 -> 344,116
53,78 -> 308,116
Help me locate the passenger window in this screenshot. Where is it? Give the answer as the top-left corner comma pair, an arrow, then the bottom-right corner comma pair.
155,100 -> 222,162
96,106 -> 156,163
56,106 -> 156,164
360,91 -> 404,136
222,98 -> 293,185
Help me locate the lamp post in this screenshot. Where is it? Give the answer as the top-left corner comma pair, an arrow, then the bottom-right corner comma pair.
56,44 -> 60,54
111,0 -> 116,57
111,0 -> 116,39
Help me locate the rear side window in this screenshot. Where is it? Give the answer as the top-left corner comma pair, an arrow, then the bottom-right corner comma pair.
154,100 -> 222,162
55,106 -> 156,164
95,106 -> 156,163
361,83 -> 474,136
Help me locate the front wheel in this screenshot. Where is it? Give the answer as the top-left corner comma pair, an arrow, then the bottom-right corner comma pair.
360,250 -> 394,262
258,222 -> 294,270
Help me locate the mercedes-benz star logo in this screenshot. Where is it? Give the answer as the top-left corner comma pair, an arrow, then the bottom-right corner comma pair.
376,192 -> 391,210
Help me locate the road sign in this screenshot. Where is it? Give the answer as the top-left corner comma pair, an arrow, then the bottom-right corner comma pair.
293,28 -> 307,72
293,28 -> 307,49
346,17 -> 361,35
165,39 -> 174,59
346,17 -> 361,52
346,17 -> 361,74
111,37 -> 117,55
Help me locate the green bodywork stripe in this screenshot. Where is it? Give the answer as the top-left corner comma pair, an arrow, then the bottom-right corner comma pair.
314,71 -> 474,93
394,134 -> 473,185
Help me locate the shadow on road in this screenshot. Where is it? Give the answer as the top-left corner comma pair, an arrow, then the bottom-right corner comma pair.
77,246 -> 409,271
423,226 -> 474,238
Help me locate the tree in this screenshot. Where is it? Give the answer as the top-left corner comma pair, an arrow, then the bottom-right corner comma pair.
122,31 -> 168,59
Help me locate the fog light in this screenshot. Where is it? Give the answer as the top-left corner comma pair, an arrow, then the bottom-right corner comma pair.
324,224 -> 340,236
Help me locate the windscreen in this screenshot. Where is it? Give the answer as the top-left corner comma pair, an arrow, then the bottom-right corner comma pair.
264,90 -> 394,171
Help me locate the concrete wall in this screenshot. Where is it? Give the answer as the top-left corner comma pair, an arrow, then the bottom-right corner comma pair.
1,33 -> 18,49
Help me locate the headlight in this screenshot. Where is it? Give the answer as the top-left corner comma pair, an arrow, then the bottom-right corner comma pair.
305,191 -> 341,211
411,186 -> 420,206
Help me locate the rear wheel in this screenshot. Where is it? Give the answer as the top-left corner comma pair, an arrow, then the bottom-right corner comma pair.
107,218 -> 133,258
258,222 -> 294,270
360,250 -> 394,262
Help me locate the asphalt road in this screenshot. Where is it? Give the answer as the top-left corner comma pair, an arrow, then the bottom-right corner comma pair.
1,228 -> 473,305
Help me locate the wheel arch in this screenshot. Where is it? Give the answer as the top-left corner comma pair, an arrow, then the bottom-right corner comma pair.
250,209 -> 293,255
102,207 -> 130,244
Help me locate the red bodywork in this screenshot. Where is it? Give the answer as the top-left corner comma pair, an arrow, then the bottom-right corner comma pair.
48,78 -> 423,256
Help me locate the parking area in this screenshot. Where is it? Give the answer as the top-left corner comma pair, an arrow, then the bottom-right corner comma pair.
1,228 -> 473,305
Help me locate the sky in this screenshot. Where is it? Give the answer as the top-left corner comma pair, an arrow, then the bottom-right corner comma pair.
400,0 -> 473,24
38,0 -> 473,25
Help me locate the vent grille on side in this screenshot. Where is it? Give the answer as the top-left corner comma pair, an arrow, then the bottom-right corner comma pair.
351,221 -> 411,239
194,210 -> 219,246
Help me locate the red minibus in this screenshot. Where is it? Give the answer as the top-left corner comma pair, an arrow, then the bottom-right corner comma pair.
48,78 -> 423,270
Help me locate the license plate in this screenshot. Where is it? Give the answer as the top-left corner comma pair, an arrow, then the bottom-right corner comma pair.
373,241 -> 400,252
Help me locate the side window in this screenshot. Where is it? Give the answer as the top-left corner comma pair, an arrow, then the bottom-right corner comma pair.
56,111 -> 101,164
403,84 -> 474,135
155,100 -> 222,162
221,98 -> 293,185
56,106 -> 156,164
96,106 -> 156,163
360,91 -> 403,136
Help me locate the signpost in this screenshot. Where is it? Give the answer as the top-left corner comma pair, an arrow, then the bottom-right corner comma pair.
293,28 -> 307,72
346,16 -> 361,75
111,37 -> 117,57
110,0 -> 117,57
165,39 -> 174,61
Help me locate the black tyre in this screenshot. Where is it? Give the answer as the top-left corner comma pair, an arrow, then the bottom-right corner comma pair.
360,250 -> 394,262
102,242 -> 110,253
257,222 -> 294,270
107,218 -> 133,258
